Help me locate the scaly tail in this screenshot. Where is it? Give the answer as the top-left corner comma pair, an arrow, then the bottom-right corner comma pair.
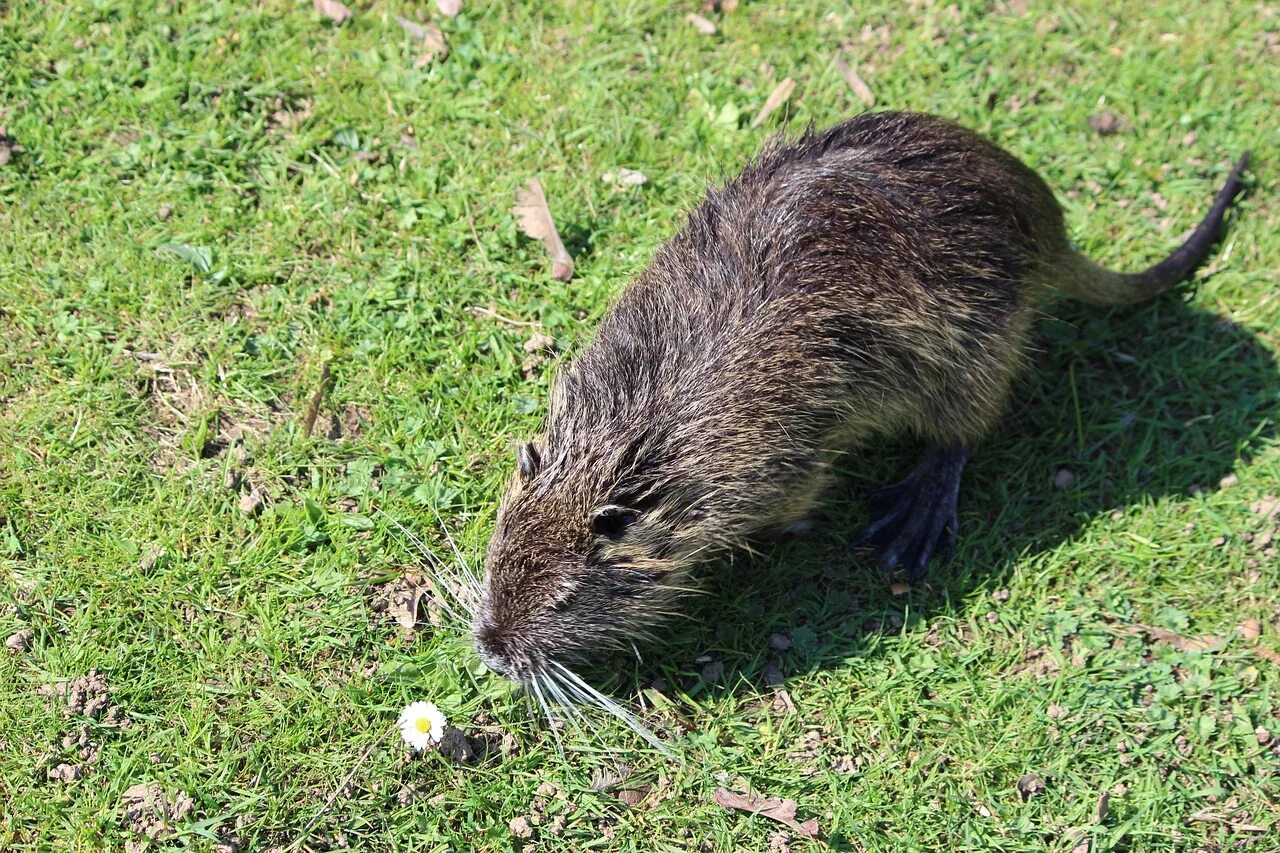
1055,151 -> 1251,305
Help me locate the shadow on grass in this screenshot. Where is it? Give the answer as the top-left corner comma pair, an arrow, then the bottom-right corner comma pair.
583,292 -> 1279,728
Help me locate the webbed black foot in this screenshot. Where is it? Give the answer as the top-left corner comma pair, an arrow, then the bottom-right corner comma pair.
855,445 -> 970,582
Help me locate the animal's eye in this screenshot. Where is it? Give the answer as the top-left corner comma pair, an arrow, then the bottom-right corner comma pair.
590,505 -> 640,539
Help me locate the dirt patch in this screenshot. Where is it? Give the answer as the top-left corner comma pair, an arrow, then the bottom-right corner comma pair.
311,403 -> 371,441
120,782 -> 196,846
5,629 -> 33,653
1009,647 -> 1061,680
39,670 -> 126,725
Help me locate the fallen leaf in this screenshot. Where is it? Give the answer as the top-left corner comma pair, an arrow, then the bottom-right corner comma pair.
1088,109 -> 1130,135
523,331 -> 554,353
712,789 -> 819,837
512,179 -> 574,281
1255,647 -> 1280,665
686,13 -> 717,35
312,0 -> 352,24
1238,619 -> 1262,640
590,763 -> 632,792
1188,810 -> 1267,832
1129,625 -> 1223,652
889,582 -> 911,596
1093,791 -> 1110,823
397,16 -> 449,64
238,486 -> 266,516
833,54 -> 874,106
436,0 -> 461,16
1016,773 -> 1046,801
750,77 -> 796,128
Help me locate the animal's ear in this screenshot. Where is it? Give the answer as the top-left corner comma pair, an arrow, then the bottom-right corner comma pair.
517,441 -> 541,480
590,505 -> 640,539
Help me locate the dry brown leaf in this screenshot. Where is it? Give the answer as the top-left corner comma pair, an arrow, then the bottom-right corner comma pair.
686,13 -> 717,35
523,331 -> 555,353
833,54 -> 874,107
750,77 -> 796,128
312,0 -> 352,24
889,582 -> 911,596
1254,646 -> 1280,665
397,16 -> 449,64
712,788 -> 819,837
436,0 -> 461,16
1093,791 -> 1110,823
1188,809 -> 1267,832
1130,625 -> 1223,652
512,179 -> 574,281
1238,619 -> 1262,640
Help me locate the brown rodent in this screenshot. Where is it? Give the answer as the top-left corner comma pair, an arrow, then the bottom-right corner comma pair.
474,111 -> 1250,684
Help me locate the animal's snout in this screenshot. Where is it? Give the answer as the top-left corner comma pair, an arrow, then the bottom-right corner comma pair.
473,619 -> 522,680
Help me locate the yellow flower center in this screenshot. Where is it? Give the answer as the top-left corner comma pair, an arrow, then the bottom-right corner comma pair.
415,717 -> 435,734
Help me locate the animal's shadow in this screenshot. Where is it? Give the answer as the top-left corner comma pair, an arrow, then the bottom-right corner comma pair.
582,294 -> 1279,707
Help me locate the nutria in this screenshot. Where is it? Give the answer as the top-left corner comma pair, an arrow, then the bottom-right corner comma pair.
473,111 -> 1250,685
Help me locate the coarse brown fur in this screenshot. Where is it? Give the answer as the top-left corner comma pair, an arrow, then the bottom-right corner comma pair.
474,111 -> 1250,683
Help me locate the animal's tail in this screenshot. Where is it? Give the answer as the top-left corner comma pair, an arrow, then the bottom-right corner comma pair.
1054,151 -> 1251,305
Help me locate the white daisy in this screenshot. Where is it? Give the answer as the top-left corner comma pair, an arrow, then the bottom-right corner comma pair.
398,701 -> 448,750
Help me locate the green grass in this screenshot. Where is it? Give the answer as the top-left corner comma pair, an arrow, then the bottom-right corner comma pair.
2,0 -> 1278,850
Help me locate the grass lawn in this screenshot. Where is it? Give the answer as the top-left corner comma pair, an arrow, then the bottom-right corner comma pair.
2,0 -> 1279,849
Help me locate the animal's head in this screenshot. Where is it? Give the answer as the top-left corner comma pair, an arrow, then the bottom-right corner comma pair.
472,438 -> 693,683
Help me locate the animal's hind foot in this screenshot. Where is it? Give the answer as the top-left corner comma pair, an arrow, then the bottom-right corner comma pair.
854,445 -> 970,582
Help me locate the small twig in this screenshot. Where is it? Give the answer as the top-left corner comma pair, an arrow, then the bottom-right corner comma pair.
302,361 -> 332,438
288,722 -> 397,851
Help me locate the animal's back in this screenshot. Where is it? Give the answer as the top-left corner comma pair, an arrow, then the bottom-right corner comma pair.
545,112 -> 1063,537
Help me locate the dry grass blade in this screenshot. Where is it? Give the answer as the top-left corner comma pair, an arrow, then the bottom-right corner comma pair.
301,361 -> 331,438
834,53 -> 875,106
750,77 -> 796,128
312,0 -> 352,24
512,179 -> 574,282
712,788 -> 820,837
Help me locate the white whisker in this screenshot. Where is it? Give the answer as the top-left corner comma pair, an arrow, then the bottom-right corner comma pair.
528,675 -> 564,758
426,502 -> 483,599
374,507 -> 475,621
550,661 -> 674,756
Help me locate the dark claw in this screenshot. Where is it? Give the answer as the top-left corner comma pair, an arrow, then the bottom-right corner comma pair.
855,445 -> 970,582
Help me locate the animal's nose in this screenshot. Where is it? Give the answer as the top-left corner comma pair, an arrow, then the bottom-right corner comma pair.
473,622 -> 516,677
